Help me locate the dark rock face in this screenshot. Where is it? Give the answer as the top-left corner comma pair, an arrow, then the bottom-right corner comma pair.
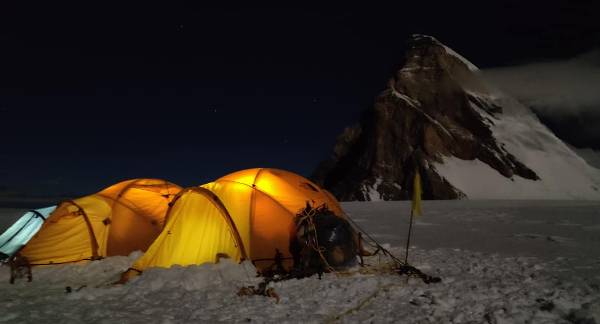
312,35 -> 539,201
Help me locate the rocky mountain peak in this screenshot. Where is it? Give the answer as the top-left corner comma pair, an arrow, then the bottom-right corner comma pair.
312,35 -> 541,201
398,34 -> 487,95
406,34 -> 479,70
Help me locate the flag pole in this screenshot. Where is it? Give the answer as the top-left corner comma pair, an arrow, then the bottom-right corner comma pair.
405,164 -> 421,265
404,208 -> 414,264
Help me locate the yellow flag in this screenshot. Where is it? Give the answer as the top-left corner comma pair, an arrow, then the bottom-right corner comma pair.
411,169 -> 422,217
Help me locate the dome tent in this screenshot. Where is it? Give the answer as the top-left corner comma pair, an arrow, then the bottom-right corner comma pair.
20,179 -> 181,265
127,168 -> 351,276
0,206 -> 56,261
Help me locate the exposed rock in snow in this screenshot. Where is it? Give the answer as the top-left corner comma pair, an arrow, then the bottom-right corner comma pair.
363,177 -> 383,201
312,34 -> 600,200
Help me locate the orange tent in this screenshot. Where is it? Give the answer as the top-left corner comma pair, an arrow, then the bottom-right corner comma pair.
128,168 -> 348,274
21,179 -> 181,265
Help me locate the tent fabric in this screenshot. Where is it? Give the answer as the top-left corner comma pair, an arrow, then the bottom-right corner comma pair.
20,179 -> 181,265
131,187 -> 245,270
0,206 -> 56,261
129,168 -> 347,274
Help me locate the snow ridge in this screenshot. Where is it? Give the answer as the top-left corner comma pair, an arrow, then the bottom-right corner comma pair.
442,44 -> 479,72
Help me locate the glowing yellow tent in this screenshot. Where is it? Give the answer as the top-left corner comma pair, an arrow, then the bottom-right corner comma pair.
21,179 -> 181,265
128,168 -> 346,275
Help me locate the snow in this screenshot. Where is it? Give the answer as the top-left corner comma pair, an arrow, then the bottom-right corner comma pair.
2,201 -> 600,323
435,90 -> 600,200
436,157 -> 554,199
364,178 -> 383,201
434,156 -> 600,200
442,45 -> 480,72
485,98 -> 600,200
572,146 -> 600,169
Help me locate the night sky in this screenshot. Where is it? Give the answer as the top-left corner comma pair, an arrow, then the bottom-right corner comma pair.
1,2 -> 599,198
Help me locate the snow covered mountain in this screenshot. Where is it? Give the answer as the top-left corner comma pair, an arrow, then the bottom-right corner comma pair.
313,34 -> 600,200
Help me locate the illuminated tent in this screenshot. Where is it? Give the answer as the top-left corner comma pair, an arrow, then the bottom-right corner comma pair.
0,206 -> 56,261
127,168 -> 346,275
20,179 -> 181,265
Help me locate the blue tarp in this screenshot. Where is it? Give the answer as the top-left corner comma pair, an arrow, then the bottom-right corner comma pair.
0,206 -> 56,261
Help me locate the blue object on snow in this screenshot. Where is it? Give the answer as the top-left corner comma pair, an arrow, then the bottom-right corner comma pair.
0,205 -> 56,261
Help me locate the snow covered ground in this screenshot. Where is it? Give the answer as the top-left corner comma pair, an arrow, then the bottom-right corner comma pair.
1,201 -> 599,323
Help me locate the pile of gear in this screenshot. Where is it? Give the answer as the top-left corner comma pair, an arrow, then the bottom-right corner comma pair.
236,202 -> 440,302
